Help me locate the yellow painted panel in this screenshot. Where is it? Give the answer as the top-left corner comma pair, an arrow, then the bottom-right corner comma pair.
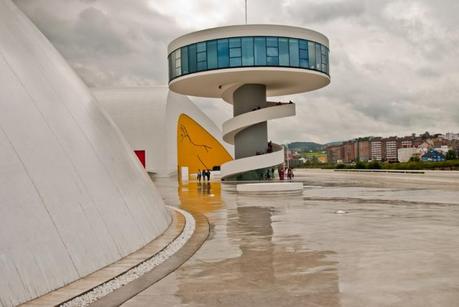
177,114 -> 232,175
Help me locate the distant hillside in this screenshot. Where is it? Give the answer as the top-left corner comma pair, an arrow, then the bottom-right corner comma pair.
287,142 -> 324,152
324,141 -> 343,147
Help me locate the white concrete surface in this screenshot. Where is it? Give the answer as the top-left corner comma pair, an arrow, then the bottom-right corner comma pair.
62,206 -> 195,307
220,103 -> 293,178
169,66 -> 330,101
236,182 -> 303,193
223,103 -> 296,144
221,144 -> 285,178
92,88 -> 233,176
0,1 -> 170,305
128,172 -> 459,306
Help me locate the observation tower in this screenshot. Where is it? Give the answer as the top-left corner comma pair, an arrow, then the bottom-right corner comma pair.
168,25 -> 330,181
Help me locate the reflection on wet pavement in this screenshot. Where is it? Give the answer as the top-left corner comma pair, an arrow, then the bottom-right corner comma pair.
126,170 -> 459,307
173,206 -> 339,306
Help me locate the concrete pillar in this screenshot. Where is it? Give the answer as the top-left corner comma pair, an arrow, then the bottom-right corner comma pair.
233,84 -> 267,159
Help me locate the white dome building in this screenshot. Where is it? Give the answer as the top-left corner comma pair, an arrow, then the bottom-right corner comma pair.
0,1 -> 170,305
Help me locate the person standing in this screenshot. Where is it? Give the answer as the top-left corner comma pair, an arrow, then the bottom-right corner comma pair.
206,169 -> 211,181
278,167 -> 285,180
287,167 -> 294,180
266,169 -> 271,180
202,169 -> 206,181
197,169 -> 201,182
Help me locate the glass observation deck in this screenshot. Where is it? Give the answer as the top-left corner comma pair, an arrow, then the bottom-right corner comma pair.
168,35 -> 329,82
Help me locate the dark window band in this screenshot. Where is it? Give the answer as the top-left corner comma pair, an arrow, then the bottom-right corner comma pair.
168,36 -> 329,82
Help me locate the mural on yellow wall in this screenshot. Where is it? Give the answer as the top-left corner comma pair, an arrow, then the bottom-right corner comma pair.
177,114 -> 232,174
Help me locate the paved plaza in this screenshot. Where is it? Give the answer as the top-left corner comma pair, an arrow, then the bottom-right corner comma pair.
122,170 -> 459,306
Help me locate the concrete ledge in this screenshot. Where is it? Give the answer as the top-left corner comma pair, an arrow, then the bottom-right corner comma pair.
90,211 -> 209,307
21,208 -> 185,307
236,182 -> 303,194
334,169 -> 425,174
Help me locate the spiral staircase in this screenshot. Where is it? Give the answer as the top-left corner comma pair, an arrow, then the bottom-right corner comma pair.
221,101 -> 296,179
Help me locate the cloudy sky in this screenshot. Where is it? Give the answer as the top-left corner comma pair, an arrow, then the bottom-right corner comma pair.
16,0 -> 459,144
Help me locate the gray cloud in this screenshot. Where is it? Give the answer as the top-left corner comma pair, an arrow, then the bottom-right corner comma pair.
16,0 -> 183,86
15,0 -> 459,143
286,0 -> 366,23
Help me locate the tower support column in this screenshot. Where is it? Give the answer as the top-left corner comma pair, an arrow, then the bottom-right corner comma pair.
233,84 -> 267,159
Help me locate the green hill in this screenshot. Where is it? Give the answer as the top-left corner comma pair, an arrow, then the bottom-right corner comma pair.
287,142 -> 324,152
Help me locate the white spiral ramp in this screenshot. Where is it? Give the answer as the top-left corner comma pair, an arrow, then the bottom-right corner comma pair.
221,103 -> 296,178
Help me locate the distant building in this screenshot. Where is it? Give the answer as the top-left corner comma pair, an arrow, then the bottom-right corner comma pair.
421,149 -> 445,162
384,136 -> 399,162
451,140 -> 459,156
432,137 -> 449,148
445,132 -> 459,141
356,139 -> 370,161
370,137 -> 383,161
326,132 -> 457,165
435,145 -> 450,155
318,155 -> 327,163
326,144 -> 344,164
343,141 -> 356,163
398,147 -> 421,163
400,136 -> 413,148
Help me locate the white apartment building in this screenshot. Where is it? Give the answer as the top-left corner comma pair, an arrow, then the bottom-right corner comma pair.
371,140 -> 382,161
385,139 -> 398,162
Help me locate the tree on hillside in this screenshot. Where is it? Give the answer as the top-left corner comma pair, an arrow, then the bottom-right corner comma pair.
446,149 -> 457,160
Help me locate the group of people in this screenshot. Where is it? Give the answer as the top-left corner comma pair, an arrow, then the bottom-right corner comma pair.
197,169 -> 211,182
278,167 -> 294,181
253,100 -> 294,111
275,100 -> 293,105
259,166 -> 294,181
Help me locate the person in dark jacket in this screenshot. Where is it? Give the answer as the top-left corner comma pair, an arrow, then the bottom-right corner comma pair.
287,167 -> 294,180
267,141 -> 273,153
202,169 -> 206,181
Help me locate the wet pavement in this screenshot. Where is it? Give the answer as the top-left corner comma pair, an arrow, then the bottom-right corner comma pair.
124,170 -> 459,307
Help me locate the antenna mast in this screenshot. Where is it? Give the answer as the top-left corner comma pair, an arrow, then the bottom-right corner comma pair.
245,0 -> 247,24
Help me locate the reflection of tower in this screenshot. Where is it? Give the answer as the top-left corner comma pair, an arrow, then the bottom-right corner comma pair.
174,200 -> 340,306
233,206 -> 275,284
168,25 -> 330,180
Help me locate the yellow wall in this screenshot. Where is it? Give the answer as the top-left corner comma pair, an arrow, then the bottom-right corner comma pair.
177,114 -> 232,174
